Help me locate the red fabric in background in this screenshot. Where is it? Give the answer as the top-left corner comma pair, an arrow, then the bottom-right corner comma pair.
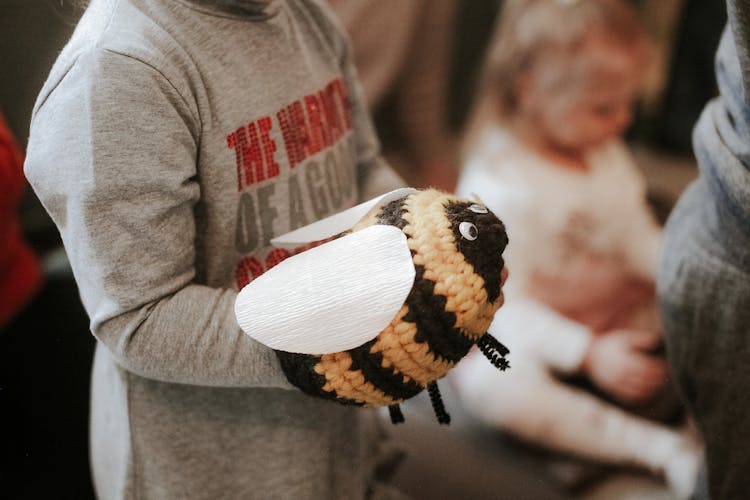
0,113 -> 41,326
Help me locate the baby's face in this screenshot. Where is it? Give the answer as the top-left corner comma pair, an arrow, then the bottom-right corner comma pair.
520,38 -> 644,153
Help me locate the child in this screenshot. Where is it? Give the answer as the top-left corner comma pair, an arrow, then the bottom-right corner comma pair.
451,0 -> 701,497
658,1 -> 750,497
24,0 -> 407,498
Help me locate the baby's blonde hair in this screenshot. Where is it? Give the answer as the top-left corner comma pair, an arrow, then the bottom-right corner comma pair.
463,0 -> 649,151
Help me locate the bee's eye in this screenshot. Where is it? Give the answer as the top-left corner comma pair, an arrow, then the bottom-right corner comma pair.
459,222 -> 478,241
469,204 -> 488,214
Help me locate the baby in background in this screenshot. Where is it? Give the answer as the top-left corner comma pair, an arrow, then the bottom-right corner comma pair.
452,0 -> 702,497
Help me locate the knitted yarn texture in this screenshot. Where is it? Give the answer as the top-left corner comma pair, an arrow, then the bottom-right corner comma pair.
276,189 -> 510,422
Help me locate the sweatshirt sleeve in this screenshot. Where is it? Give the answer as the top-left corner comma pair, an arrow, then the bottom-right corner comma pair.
25,48 -> 292,389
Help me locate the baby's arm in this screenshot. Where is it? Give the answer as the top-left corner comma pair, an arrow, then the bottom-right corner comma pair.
25,50 -> 291,389
491,297 -> 664,406
526,260 -> 666,404
492,298 -> 592,374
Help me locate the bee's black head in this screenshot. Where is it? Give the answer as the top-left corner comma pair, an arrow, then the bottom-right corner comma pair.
369,190 -> 508,304
445,200 -> 509,303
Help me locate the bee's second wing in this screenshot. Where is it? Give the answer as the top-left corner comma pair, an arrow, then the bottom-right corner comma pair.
271,187 -> 417,248
234,225 -> 415,354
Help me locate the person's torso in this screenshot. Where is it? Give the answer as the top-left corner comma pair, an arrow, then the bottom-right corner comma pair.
58,0 -> 361,292
151,0 -> 359,288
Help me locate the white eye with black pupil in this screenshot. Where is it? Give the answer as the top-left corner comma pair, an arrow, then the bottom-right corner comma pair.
459,222 -> 478,241
469,204 -> 488,214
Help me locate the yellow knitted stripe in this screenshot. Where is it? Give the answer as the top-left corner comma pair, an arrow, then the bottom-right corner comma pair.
372,305 -> 454,386
347,189 -> 502,389
346,192 -> 448,386
369,192 -> 459,385
408,190 -> 500,339
314,352 -> 398,407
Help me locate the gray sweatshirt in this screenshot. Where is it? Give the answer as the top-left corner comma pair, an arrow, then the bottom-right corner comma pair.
24,0 -> 405,498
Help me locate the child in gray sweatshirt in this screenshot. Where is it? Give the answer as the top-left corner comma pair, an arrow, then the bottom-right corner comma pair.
24,0 -> 406,498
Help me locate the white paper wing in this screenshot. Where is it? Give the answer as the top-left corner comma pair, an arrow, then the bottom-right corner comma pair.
235,225 -> 415,354
271,187 -> 417,248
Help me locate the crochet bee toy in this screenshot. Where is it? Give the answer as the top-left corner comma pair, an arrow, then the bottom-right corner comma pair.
235,188 -> 510,424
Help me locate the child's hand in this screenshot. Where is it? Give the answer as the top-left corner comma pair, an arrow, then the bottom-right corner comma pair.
581,330 -> 667,405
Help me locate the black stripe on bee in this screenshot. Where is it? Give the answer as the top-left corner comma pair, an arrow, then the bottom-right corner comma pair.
347,339 -> 424,401
275,351 -> 363,406
404,265 -> 474,364
445,201 -> 508,304
378,193 -> 474,365
376,196 -> 410,231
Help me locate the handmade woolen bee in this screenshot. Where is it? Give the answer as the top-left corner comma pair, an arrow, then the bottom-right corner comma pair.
235,188 -> 510,424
